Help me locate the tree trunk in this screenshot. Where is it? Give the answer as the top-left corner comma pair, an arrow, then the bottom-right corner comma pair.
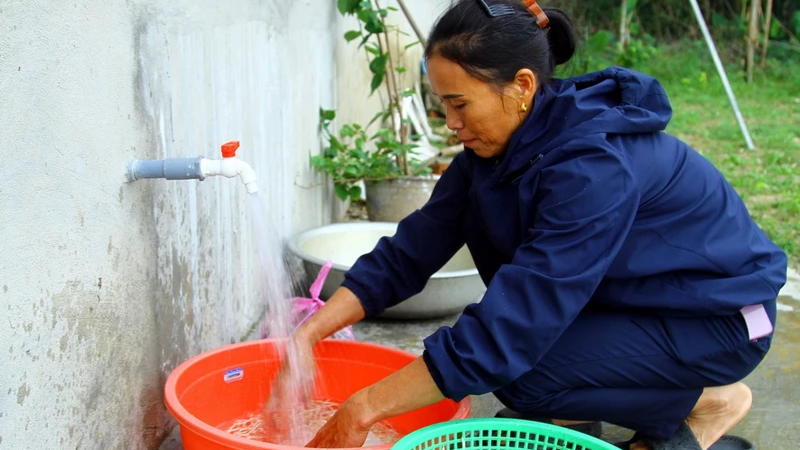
760,0 -> 773,66
620,0 -> 629,48
745,0 -> 760,82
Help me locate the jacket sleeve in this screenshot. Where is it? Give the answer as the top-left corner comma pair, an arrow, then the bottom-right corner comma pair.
422,139 -> 640,401
341,153 -> 471,317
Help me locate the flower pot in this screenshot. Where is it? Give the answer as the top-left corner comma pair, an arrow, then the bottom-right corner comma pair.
365,175 -> 441,222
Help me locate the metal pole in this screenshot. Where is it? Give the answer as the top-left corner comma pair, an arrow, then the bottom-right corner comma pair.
688,0 -> 755,150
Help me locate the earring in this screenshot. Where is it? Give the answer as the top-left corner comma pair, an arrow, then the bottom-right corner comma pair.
520,102 -> 527,112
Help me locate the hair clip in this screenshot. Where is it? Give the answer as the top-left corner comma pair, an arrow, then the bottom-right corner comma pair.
477,0 -> 515,17
522,0 -> 549,28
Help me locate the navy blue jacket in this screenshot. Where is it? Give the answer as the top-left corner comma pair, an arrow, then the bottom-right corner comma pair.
340,66 -> 787,402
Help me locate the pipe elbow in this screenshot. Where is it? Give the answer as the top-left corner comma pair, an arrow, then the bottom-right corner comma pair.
201,158 -> 259,193
238,164 -> 259,194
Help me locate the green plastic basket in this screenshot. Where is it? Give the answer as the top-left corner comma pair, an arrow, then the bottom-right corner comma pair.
392,418 -> 620,450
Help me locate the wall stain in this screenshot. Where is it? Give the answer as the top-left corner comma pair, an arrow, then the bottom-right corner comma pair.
138,375 -> 172,449
16,383 -> 30,406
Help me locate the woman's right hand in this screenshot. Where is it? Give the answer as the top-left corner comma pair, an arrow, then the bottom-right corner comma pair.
262,286 -> 367,443
262,335 -> 317,444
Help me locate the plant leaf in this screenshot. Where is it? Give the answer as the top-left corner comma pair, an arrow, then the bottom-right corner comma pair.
368,109 -> 389,127
395,67 -> 406,74
370,72 -> 384,93
337,0 -> 360,15
334,183 -> 350,201
364,43 -> 380,55
365,20 -> 383,34
320,108 -> 336,121
358,9 -> 384,34
369,53 -> 388,75
344,30 -> 362,42
345,165 -> 360,177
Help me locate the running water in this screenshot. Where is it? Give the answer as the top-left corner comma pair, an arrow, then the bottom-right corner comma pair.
248,193 -> 296,342
246,193 -> 314,445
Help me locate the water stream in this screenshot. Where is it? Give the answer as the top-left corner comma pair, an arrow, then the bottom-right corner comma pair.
247,193 -> 312,445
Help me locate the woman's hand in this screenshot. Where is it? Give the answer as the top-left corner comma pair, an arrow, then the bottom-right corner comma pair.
261,286 -> 367,444
306,392 -> 374,448
262,336 -> 317,443
307,357 -> 446,448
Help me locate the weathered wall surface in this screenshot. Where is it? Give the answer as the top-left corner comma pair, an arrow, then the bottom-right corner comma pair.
0,0 -> 338,448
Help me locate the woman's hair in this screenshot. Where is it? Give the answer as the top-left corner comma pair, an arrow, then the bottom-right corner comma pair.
424,0 -> 577,90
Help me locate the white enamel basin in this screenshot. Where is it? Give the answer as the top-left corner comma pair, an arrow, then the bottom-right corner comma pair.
287,222 -> 486,319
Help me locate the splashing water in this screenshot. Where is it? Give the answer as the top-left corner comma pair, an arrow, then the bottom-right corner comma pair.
249,193 -> 296,341
247,193 -> 312,444
222,399 -> 402,446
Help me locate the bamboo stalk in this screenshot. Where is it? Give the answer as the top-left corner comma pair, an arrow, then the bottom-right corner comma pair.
761,0 -> 774,66
746,0 -> 760,82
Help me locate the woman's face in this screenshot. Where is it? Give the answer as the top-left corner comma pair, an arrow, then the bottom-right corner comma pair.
426,55 -> 536,159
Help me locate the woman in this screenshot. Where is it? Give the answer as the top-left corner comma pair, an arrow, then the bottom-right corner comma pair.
274,1 -> 787,448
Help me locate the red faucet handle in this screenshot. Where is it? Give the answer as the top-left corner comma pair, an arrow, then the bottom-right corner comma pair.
221,141 -> 240,158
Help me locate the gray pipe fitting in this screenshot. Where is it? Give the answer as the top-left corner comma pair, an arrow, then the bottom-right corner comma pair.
126,157 -> 204,182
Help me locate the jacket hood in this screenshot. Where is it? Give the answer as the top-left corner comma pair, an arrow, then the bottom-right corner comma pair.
483,66 -> 673,180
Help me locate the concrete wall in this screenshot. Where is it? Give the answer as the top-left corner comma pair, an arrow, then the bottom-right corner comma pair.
0,0 -> 450,449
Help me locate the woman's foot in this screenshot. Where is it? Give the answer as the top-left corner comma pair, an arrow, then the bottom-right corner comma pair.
686,382 -> 752,449
627,382 -> 752,450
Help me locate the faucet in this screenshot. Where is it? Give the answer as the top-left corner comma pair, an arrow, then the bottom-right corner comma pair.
126,141 -> 259,194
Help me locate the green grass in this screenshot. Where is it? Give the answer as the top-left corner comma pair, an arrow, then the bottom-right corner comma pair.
576,43 -> 800,267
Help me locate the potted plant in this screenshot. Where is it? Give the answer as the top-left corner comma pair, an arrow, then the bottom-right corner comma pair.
310,0 -> 439,222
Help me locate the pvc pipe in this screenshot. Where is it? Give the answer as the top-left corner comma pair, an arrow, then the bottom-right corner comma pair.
126,157 -> 204,181
126,156 -> 259,194
688,0 -> 756,150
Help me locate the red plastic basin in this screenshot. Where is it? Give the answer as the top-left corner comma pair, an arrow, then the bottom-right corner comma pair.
164,338 -> 471,450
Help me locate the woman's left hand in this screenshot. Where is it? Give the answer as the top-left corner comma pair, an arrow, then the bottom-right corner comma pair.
306,394 -> 373,448
306,356 -> 445,448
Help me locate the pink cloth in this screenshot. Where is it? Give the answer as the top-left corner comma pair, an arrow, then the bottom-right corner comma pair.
741,303 -> 773,341
262,260 -> 355,341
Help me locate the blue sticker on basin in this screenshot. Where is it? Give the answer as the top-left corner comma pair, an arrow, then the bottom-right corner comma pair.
224,368 -> 244,383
